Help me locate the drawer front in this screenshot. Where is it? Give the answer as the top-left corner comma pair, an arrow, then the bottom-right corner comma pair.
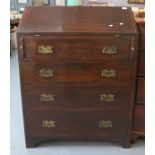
23,85 -> 132,110
136,78 -> 145,104
133,105 -> 145,132
25,110 -> 129,139
22,36 -> 133,62
22,62 -> 135,85
138,52 -> 145,76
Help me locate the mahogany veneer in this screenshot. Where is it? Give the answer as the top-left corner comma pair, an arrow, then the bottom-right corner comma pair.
17,6 -> 139,148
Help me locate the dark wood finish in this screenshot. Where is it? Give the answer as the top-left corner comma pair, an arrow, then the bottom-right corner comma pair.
23,85 -> 132,110
17,7 -> 138,148
136,78 -> 145,104
133,105 -> 145,131
131,131 -> 145,142
22,62 -> 135,85
22,36 -> 133,61
137,22 -> 145,51
25,109 -> 131,148
18,6 -> 137,34
138,52 -> 145,76
131,19 -> 145,141
25,109 -> 129,138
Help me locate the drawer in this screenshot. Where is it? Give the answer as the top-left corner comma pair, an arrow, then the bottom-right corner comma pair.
23,85 -> 132,110
22,62 -> 136,85
25,109 -> 129,139
136,78 -> 145,104
138,52 -> 145,76
133,105 -> 145,132
21,36 -> 134,62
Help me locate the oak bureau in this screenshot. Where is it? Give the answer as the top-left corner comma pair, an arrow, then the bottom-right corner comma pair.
17,6 -> 139,148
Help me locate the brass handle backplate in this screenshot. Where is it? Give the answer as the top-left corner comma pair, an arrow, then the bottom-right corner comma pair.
100,94 -> 115,102
42,120 -> 56,128
98,120 -> 112,128
101,69 -> 116,77
38,45 -> 53,54
102,46 -> 117,54
40,94 -> 55,102
39,69 -> 54,78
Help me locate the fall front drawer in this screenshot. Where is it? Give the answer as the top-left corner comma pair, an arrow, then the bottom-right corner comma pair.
22,36 -> 133,62
23,85 -> 133,110
25,109 -> 129,139
22,62 -> 135,85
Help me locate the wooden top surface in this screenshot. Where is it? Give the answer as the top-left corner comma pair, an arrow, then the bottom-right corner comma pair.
18,6 -> 138,34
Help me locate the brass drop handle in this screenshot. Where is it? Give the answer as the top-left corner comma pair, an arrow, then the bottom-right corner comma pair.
98,120 -> 112,128
40,94 -> 55,102
100,94 -> 115,102
42,120 -> 56,128
38,45 -> 53,54
39,69 -> 54,78
101,69 -> 116,77
102,46 -> 117,54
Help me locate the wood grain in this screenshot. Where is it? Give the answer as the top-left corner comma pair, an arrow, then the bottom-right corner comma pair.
17,6 -> 139,148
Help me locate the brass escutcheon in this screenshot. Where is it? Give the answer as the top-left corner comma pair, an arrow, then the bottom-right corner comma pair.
40,94 -> 55,102
98,120 -> 112,128
39,69 -> 54,78
101,69 -> 116,77
100,94 -> 115,102
38,45 -> 53,54
42,120 -> 56,128
102,46 -> 117,54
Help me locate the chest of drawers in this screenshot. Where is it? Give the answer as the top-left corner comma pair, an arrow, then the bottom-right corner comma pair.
17,6 -> 138,148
